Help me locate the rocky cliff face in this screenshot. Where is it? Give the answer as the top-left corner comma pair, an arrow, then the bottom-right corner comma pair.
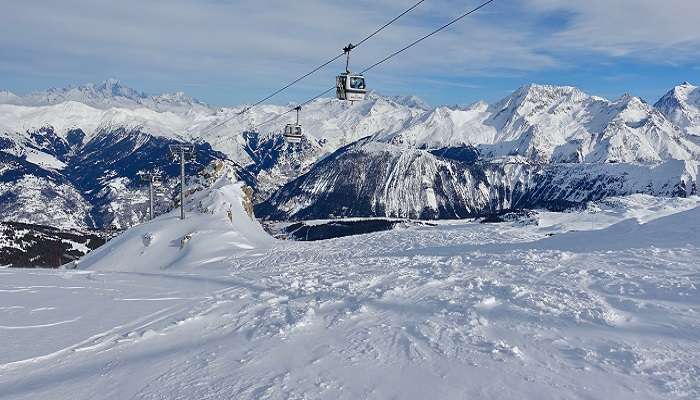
0,124 -> 236,230
256,139 -> 698,221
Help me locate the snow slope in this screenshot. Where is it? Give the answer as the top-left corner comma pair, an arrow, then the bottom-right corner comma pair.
1,195 -> 699,399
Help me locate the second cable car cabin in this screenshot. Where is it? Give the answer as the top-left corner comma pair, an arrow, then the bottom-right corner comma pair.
284,106 -> 303,143
284,124 -> 302,143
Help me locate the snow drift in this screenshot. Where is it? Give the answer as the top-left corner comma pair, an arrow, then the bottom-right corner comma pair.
77,161 -> 272,272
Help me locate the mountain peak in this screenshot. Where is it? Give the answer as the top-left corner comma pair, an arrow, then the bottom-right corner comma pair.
505,84 -> 588,107
90,79 -> 146,100
673,81 -> 698,97
104,77 -> 120,86
387,94 -> 431,110
516,83 -> 581,96
362,92 -> 430,110
490,84 -> 590,120
152,91 -> 208,108
655,82 -> 700,135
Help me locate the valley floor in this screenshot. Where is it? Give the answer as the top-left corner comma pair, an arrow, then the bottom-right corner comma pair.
1,196 -> 699,399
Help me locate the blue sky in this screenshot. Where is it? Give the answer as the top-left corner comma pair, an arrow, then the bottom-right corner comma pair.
1,0 -> 698,107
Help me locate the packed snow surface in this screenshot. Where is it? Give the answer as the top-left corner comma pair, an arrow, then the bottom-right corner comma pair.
1,194 -> 699,399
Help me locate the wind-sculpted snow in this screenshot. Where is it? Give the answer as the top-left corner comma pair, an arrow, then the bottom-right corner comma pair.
257,140 -> 699,220
1,195 -> 699,399
77,161 -> 271,272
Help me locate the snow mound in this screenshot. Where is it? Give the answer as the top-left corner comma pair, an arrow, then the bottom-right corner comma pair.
77,162 -> 273,272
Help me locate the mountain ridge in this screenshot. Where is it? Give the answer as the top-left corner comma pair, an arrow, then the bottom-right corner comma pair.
1,79 -> 210,113
2,79 -> 699,229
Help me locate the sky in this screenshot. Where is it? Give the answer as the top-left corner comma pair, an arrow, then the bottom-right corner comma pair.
1,0 -> 699,107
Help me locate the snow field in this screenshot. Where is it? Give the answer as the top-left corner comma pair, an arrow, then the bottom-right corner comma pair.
0,194 -> 699,399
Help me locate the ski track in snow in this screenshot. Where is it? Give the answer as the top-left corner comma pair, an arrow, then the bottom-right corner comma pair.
1,199 -> 700,399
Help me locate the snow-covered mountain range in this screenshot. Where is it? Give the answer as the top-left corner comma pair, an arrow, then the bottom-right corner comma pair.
0,78 -> 210,113
1,79 -> 699,230
373,84 -> 700,163
256,138 -> 698,220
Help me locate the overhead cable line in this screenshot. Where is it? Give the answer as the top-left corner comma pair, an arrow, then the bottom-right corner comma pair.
247,87 -> 336,132
354,0 -> 428,48
240,0 -> 427,113
240,55 -> 344,114
360,0 -> 496,74
204,0 -> 428,134
247,0 -> 497,131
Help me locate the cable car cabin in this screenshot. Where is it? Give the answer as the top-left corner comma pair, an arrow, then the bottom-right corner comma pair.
284,123 -> 302,143
336,73 -> 367,101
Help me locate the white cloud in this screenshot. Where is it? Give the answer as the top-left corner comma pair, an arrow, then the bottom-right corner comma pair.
0,1 -> 551,88
527,0 -> 700,60
0,0 -> 697,103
